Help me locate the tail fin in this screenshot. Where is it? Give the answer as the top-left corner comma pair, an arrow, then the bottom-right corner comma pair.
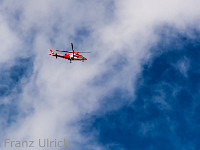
49,49 -> 55,55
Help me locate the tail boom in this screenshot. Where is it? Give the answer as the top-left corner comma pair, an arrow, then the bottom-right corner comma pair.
49,49 -> 55,55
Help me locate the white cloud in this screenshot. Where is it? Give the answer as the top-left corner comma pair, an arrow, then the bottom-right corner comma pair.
0,14 -> 22,64
176,56 -> 190,77
0,0 -> 200,149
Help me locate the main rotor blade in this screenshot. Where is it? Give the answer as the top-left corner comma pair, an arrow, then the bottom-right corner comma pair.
71,43 -> 73,50
56,50 -> 71,52
78,52 -> 91,53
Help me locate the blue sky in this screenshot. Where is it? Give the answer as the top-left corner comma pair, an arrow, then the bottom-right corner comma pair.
81,28 -> 200,150
0,58 -> 33,130
0,1 -> 200,150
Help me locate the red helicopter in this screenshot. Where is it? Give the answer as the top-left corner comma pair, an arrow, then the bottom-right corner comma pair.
49,43 -> 90,63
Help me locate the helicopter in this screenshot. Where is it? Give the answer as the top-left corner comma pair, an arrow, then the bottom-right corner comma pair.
49,43 -> 90,63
